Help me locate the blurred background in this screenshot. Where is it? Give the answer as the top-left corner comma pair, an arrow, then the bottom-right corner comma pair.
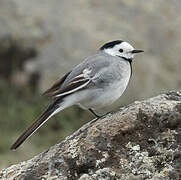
0,0 -> 181,169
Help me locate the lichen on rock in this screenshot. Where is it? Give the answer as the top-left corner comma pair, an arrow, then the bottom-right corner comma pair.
0,91 -> 181,179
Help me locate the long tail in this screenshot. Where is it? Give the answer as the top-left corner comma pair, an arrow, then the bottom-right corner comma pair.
10,99 -> 63,150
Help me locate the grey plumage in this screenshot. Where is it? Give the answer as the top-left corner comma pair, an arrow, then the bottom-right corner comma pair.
11,40 -> 143,150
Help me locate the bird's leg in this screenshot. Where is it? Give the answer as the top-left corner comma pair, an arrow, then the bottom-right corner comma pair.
88,108 -> 102,118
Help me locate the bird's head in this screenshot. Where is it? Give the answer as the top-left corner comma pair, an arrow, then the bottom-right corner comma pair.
100,40 -> 143,61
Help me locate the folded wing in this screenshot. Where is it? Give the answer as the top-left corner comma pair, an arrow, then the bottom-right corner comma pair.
43,68 -> 92,99
43,71 -> 71,96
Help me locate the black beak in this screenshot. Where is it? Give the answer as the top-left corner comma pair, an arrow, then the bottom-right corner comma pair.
131,50 -> 144,54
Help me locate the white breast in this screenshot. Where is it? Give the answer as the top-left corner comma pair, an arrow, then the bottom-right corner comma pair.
77,60 -> 131,109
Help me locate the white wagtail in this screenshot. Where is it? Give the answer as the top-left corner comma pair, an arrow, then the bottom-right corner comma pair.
11,40 -> 143,150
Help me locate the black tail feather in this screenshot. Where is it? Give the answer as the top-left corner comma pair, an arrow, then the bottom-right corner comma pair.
10,99 -> 61,150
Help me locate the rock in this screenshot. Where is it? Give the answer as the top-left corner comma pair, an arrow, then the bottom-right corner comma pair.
1,91 -> 181,179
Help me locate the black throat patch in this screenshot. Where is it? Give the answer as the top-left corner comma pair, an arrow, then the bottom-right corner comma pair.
119,56 -> 133,77
121,57 -> 132,64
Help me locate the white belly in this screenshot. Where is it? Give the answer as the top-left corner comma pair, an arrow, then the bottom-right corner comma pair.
78,75 -> 130,109
63,60 -> 131,110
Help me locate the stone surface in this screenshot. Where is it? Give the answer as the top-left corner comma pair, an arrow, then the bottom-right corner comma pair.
1,91 -> 181,179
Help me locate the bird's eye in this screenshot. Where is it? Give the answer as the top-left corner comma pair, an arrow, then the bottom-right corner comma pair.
119,49 -> 123,53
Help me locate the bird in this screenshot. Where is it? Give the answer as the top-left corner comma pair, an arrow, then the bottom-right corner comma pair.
10,40 -> 143,150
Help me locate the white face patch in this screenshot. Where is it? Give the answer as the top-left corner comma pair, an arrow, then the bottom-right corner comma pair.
104,41 -> 135,59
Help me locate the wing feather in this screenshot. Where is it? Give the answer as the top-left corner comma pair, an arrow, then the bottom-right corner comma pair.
43,69 -> 92,99
43,71 -> 71,96
53,78 -> 90,98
